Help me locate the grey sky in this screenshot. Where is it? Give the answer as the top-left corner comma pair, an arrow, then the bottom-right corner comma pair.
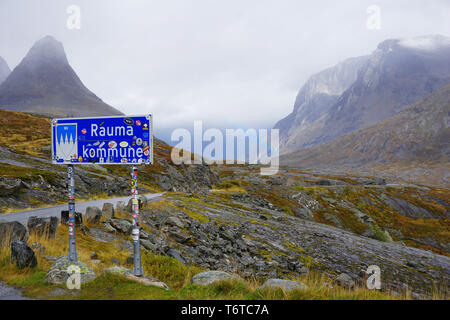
1,0 -> 450,142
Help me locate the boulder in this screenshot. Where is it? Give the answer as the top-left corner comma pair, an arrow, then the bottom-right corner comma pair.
45,256 -> 96,284
85,206 -> 102,224
167,216 -> 185,228
27,216 -> 59,239
168,228 -> 191,244
102,266 -> 169,290
335,273 -> 355,289
109,219 -> 132,234
115,201 -> 127,216
61,211 -> 83,226
0,178 -> 26,197
259,279 -> 309,291
192,270 -> 239,285
11,240 -> 37,269
140,239 -> 156,251
167,248 -> 185,264
102,203 -> 115,220
0,221 -> 28,247
103,266 -> 131,276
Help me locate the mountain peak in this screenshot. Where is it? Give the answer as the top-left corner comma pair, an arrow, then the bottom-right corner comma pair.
0,36 -> 123,117
24,35 -> 68,65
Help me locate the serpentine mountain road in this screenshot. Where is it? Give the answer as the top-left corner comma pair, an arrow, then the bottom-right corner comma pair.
0,193 -> 164,226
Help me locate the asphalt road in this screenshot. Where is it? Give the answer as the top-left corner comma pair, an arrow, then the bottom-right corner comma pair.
0,193 -> 164,225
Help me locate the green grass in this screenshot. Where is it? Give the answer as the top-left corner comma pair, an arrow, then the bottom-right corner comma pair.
371,224 -> 390,242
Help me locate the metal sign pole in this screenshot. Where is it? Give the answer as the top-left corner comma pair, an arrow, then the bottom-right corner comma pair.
67,164 -> 78,262
131,166 -> 143,276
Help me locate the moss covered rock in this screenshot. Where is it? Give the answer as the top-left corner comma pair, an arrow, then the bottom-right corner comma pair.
45,256 -> 96,284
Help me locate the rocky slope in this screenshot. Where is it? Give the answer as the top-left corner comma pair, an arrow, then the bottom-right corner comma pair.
87,164 -> 449,299
0,110 -> 448,299
281,82 -> 450,186
0,36 -> 123,117
276,35 -> 450,154
0,56 -> 10,85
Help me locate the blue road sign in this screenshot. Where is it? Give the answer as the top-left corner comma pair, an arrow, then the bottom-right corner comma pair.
51,115 -> 153,165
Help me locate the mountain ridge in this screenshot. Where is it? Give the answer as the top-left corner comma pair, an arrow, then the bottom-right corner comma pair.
281,82 -> 450,186
276,34 -> 450,154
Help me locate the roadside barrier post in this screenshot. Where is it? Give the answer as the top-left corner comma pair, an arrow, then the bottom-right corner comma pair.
131,166 -> 143,276
67,164 -> 78,262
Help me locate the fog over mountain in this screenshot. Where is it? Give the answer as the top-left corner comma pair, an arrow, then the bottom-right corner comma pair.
276,34 -> 450,154
0,36 -> 123,117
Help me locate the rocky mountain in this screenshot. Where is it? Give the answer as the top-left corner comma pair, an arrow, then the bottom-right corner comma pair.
276,35 -> 450,154
274,55 -> 369,152
282,82 -> 450,180
0,36 -> 123,117
0,56 -> 10,85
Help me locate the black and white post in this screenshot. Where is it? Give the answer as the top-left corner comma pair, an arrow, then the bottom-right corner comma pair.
131,166 -> 143,276
67,164 -> 78,262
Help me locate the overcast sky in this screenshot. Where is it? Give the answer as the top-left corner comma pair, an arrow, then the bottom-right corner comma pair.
1,0 -> 450,142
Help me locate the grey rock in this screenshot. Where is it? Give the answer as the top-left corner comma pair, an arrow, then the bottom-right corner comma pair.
382,196 -> 437,219
259,279 -> 309,291
192,270 -> 239,285
168,228 -> 190,244
109,219 -> 132,234
11,240 -> 37,269
335,273 -> 355,289
115,201 -> 127,215
102,203 -> 115,220
167,248 -> 185,264
27,216 -> 58,239
139,229 -> 151,240
103,266 -> 131,276
103,267 -> 169,289
140,239 -> 156,251
167,216 -> 184,228
0,221 -> 28,247
85,206 -> 102,224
